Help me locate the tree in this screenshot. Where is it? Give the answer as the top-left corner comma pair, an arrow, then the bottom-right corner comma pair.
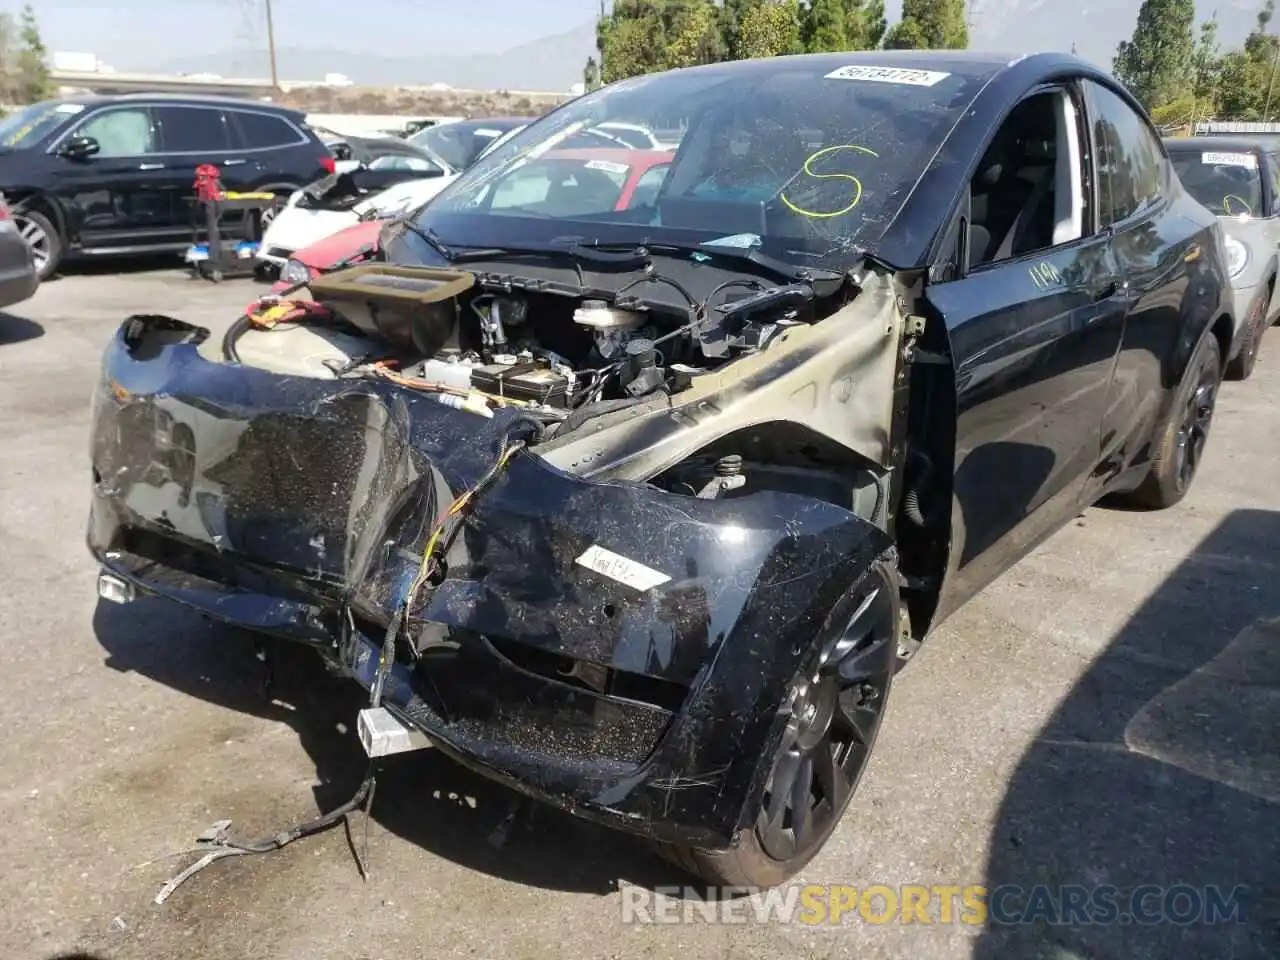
802,0 -> 848,51
664,0 -> 727,70
1190,16 -> 1222,116
846,0 -> 888,49
735,0 -> 804,59
595,0 -> 725,84
1211,1 -> 1278,120
883,0 -> 968,50
721,0 -> 764,56
12,4 -> 48,103
1113,0 -> 1196,111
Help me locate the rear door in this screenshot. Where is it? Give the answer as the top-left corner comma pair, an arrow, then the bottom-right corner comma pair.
1082,82 -> 1210,487
151,104 -> 237,241
926,83 -> 1129,615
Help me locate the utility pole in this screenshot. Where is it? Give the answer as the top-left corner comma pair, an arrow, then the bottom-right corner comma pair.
1266,40 -> 1280,122
264,0 -> 280,91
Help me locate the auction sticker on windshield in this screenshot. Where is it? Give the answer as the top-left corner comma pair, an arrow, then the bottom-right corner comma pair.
585,159 -> 630,175
824,65 -> 951,87
1203,152 -> 1258,169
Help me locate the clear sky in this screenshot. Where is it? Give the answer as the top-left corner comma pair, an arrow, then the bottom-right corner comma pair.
14,0 -> 605,64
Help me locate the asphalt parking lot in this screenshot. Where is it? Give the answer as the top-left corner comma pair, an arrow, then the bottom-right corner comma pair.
1,267 -> 1277,960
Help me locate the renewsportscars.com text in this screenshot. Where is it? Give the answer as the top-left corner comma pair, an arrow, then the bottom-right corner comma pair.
620,883 -> 1248,926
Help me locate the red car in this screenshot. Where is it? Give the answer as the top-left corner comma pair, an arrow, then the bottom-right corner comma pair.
272,148 -> 674,292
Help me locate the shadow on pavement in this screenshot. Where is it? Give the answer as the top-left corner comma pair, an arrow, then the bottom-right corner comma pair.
52,254 -> 190,278
0,310 -> 43,344
974,508 -> 1280,958
92,596 -> 679,898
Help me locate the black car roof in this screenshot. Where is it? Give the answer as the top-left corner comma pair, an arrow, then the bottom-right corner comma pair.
1164,136 -> 1269,154
52,92 -> 306,120
664,48 -> 1027,84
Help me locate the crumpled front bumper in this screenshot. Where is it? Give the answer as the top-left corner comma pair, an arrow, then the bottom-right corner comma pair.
88,315 -> 892,847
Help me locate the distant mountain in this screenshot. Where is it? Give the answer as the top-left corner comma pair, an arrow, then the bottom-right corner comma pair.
138,1 -> 1259,92
138,21 -> 598,92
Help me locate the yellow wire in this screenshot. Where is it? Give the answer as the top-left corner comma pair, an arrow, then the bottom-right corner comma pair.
403,440 -> 523,610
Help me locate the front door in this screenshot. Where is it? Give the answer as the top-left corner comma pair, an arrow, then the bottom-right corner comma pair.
926,85 -> 1130,622
48,105 -> 186,251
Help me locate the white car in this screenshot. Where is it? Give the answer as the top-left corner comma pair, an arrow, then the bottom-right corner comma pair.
258,149 -> 458,272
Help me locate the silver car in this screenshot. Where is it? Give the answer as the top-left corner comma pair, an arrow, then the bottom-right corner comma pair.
1167,137 -> 1278,380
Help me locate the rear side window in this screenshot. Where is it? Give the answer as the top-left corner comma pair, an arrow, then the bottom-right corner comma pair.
231,110 -> 304,149
1087,83 -> 1164,226
153,106 -> 231,153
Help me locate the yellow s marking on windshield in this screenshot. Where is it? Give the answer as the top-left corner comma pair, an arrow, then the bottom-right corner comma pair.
780,144 -> 880,219
1223,194 -> 1253,217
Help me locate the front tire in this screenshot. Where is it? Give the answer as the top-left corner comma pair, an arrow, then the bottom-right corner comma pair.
1225,295 -> 1266,381
656,558 -> 900,888
1121,333 -> 1222,510
15,209 -> 61,281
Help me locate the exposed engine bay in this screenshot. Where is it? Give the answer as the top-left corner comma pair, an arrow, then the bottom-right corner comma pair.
294,169 -> 429,214
224,262 -> 835,438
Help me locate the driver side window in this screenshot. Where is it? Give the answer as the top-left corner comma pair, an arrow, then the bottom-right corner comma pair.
73,108 -> 157,158
965,87 -> 1088,271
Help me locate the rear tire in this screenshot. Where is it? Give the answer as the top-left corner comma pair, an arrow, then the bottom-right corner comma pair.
1120,333 -> 1222,510
655,559 -> 899,888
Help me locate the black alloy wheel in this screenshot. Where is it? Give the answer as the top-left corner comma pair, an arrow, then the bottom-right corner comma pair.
755,572 -> 898,863
1120,333 -> 1221,510
658,560 -> 900,888
1173,354 -> 1220,497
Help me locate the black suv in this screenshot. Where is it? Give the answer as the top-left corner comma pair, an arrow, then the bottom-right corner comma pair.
0,93 -> 335,279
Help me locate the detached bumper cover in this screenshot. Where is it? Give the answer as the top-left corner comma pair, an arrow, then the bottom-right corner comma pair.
88,316 -> 891,846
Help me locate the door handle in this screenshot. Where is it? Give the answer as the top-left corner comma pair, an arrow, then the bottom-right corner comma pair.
138,162 -> 165,171
222,158 -> 247,166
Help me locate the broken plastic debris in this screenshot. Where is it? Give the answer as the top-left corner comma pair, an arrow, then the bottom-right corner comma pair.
702,233 -> 761,250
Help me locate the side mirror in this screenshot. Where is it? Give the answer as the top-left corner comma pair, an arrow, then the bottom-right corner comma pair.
59,135 -> 100,160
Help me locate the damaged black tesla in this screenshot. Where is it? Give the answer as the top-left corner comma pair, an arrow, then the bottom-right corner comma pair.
88,51 -> 1235,888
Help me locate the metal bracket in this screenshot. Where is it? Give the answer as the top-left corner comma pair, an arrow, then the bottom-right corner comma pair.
904,315 -> 927,337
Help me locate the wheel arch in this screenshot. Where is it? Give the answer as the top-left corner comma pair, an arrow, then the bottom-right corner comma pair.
1211,311 -> 1234,374
8,190 -> 69,240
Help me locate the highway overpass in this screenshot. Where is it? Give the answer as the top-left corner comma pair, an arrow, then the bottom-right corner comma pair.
52,68 -> 278,98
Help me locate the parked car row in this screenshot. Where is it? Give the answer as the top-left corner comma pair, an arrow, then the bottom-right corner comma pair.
85,51 -> 1268,893
1163,136 -> 1279,380
0,95 -> 538,297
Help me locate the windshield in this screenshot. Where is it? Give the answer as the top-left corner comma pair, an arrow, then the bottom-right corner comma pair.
412,121 -> 519,171
0,101 -> 82,149
1171,149 -> 1263,217
414,60 -> 988,268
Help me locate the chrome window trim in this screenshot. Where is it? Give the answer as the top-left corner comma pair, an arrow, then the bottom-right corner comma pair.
46,102 -> 311,157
